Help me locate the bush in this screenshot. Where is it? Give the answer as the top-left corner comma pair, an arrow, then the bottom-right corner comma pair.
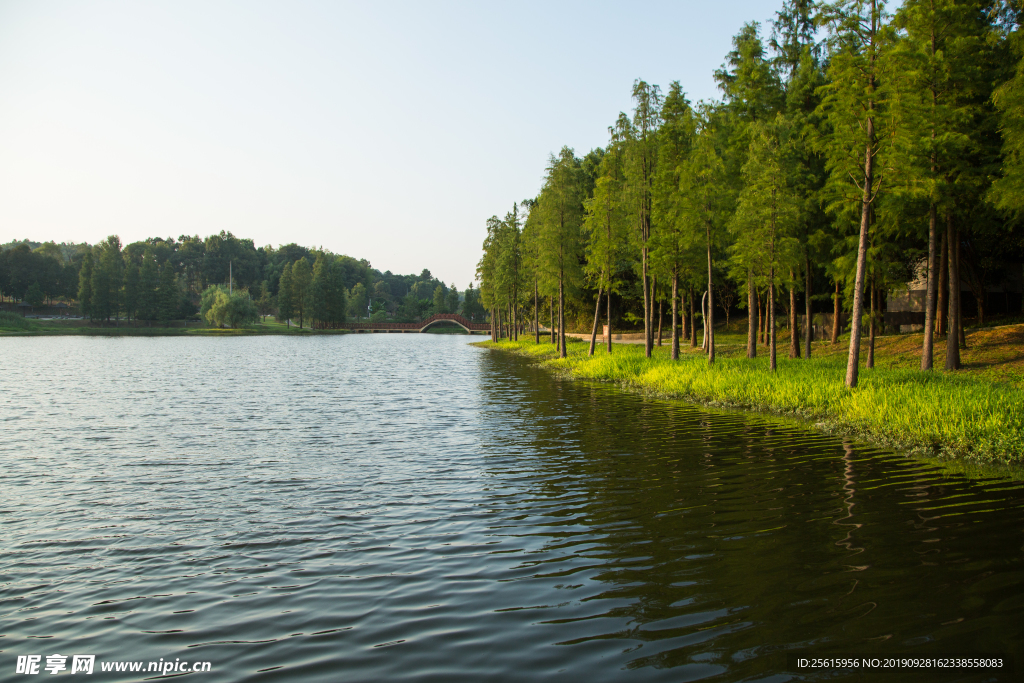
201,286 -> 259,328
0,311 -> 33,330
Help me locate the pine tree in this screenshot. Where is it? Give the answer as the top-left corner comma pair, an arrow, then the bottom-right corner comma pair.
311,254 -> 329,328
729,120 -> 803,371
536,147 -> 586,358
123,262 -> 140,323
651,82 -> 698,361
277,263 -> 294,326
157,263 -> 179,323
817,0 -> 894,388
256,281 -> 272,322
990,29 -> 1024,220
291,258 -> 312,329
139,251 -> 159,322
625,81 -> 662,357
678,117 -> 728,365
348,282 -> 367,320
892,0 -> 976,370
327,259 -> 347,327
90,236 -> 123,322
77,251 -> 93,320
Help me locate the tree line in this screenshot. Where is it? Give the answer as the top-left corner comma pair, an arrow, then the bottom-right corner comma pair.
1,231 -> 485,327
477,0 -> 1024,387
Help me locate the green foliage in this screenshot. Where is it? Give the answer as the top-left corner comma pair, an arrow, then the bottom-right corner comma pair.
462,283 -> 485,321
348,282 -> 367,319
4,232 -> 441,327
991,29 -> 1024,220
90,236 -> 124,322
651,82 -> 701,288
432,284 -> 447,313
728,119 -> 803,292
77,251 -> 93,318
123,262 -> 141,320
291,258 -> 313,328
0,310 -> 34,330
310,253 -> 347,328
256,280 -> 273,321
138,251 -> 159,321
277,263 -> 294,324
157,263 -> 180,322
25,282 -> 44,307
201,286 -> 258,328
445,284 -> 460,315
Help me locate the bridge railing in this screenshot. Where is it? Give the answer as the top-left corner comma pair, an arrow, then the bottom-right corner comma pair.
338,313 -> 490,331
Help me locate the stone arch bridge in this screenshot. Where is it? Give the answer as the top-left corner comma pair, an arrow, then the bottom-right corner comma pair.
339,313 -> 490,334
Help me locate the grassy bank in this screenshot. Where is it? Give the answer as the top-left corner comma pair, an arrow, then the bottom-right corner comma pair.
476,330 -> 1024,467
0,313 -> 338,336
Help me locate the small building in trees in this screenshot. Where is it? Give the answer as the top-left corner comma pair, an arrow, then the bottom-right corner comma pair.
888,260 -> 1023,332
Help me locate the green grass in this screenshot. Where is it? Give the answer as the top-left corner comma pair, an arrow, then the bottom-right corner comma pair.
478,338 -> 1024,467
0,311 -> 37,331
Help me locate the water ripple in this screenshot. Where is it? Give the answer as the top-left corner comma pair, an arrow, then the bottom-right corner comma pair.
1,335 -> 1023,681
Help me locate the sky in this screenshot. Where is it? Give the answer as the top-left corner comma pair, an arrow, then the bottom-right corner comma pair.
0,0 -> 789,287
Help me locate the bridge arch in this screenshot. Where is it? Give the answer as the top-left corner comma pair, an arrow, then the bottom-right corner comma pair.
419,317 -> 472,333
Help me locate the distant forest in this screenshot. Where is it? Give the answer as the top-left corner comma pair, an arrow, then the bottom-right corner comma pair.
0,233 -> 485,326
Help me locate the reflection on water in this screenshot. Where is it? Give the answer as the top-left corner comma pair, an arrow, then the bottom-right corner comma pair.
1,335 -> 1023,681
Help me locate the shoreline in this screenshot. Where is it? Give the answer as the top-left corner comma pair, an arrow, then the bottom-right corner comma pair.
475,337 -> 1024,477
0,325 -> 342,336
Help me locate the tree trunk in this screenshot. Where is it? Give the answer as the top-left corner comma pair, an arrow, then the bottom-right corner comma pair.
922,203 -> 937,370
534,279 -> 539,344
957,231 -> 966,349
706,228 -> 715,365
804,257 -> 812,358
689,287 -> 697,347
758,290 -> 765,345
769,271 -> 777,372
549,295 -> 555,344
701,291 -> 708,351
867,282 -> 876,369
558,274 -> 566,359
845,96 -> 878,386
589,285 -> 603,356
643,249 -> 653,359
671,271 -> 680,361
945,212 -> 961,370
789,270 -> 800,359
656,296 -> 663,347
937,228 -> 948,335
607,289 -> 613,354
831,281 -> 840,344
512,299 -> 517,341
680,285 -> 687,342
747,271 -> 756,358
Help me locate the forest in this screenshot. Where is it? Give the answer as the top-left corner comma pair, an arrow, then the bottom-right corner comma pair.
0,232 -> 486,329
477,0 -> 1024,388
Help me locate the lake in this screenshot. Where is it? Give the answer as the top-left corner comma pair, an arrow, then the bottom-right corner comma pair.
2,334 -> 1023,681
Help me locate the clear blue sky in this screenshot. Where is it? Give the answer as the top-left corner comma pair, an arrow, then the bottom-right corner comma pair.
0,0 -> 788,287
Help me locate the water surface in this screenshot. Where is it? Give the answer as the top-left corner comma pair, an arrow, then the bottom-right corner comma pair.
2,335 -> 1023,681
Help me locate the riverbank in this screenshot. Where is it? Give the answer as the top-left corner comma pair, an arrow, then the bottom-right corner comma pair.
476,330 -> 1024,468
0,315 -> 340,336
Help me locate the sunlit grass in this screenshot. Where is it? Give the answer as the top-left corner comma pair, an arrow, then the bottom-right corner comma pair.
478,338 -> 1024,466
